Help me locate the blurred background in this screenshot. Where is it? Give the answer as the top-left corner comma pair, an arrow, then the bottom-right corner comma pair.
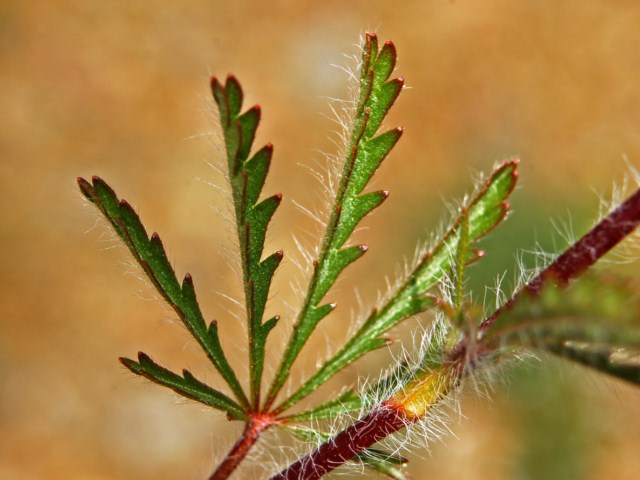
2,0 -> 640,478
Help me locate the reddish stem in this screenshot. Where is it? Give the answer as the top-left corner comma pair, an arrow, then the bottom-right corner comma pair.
480,186 -> 640,334
210,415 -> 274,480
272,187 -> 640,479
270,404 -> 409,480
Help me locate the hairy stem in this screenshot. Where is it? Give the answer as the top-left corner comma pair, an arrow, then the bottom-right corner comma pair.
272,360 -> 463,479
270,405 -> 408,480
273,187 -> 640,479
480,186 -> 640,334
209,416 -> 274,480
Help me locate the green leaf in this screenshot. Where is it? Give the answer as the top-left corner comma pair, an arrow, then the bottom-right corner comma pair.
77,177 -> 249,408
275,160 -> 517,411
148,232 -> 182,301
210,78 -> 229,125
251,251 -> 284,326
265,34 -> 404,409
467,161 -> 516,238
355,35 -> 377,113
180,273 -> 206,331
347,128 -> 402,197
334,191 -> 389,249
364,79 -> 403,139
244,144 -> 273,208
212,75 -> 282,407
121,353 -> 246,420
246,194 -> 282,266
298,303 -> 337,340
224,76 -> 243,119
237,106 -> 261,163
283,389 -> 362,423
372,41 -> 397,84
312,245 -> 368,304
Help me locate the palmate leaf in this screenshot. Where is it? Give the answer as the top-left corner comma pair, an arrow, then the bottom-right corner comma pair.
265,33 -> 404,409
275,160 -> 518,412
77,176 -> 249,408
211,76 -> 282,407
121,352 -> 247,420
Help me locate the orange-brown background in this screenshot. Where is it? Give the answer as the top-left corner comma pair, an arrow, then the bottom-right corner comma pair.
2,1 -> 640,478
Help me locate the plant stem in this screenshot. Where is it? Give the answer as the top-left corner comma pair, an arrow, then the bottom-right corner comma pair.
480,186 -> 640,334
272,359 -> 464,480
209,416 -> 274,480
273,187 -> 640,479
269,405 -> 408,480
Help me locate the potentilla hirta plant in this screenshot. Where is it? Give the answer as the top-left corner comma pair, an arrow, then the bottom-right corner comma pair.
78,33 -> 640,479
